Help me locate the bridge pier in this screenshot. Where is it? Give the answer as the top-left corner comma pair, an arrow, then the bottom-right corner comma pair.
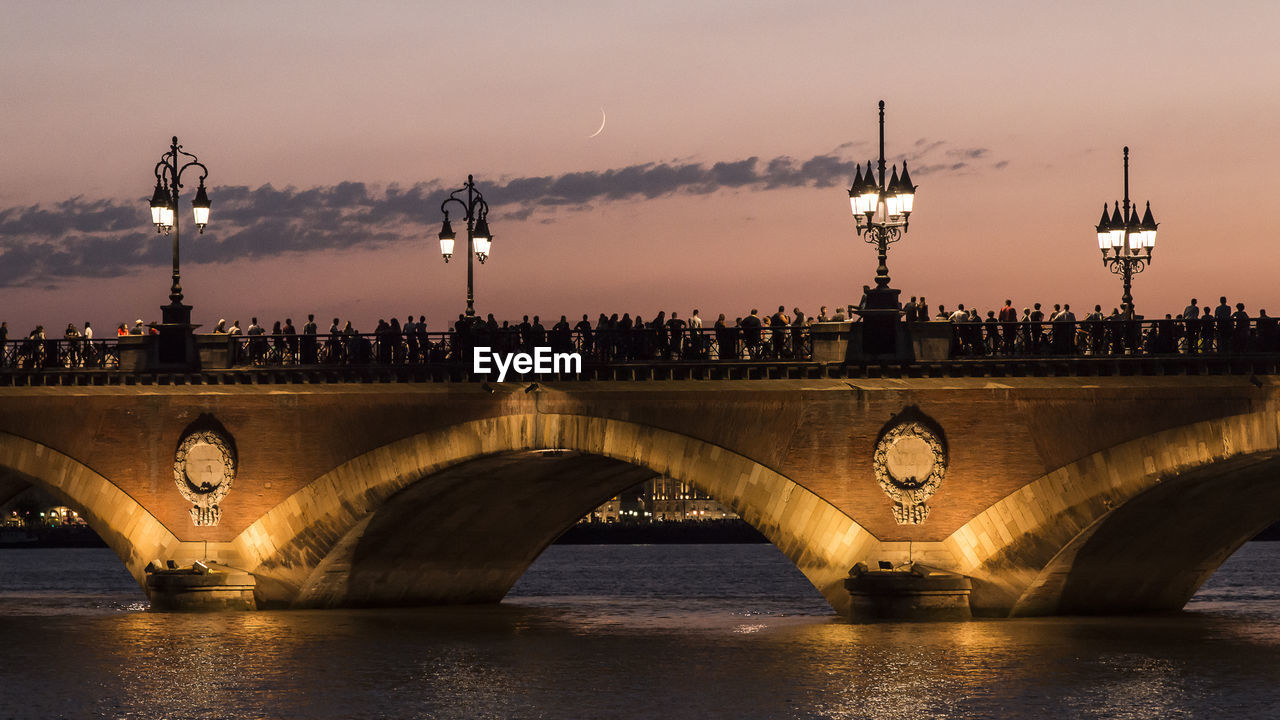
845,562 -> 973,621
144,561 -> 257,611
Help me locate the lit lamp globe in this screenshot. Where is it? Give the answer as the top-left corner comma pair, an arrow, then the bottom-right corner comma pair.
1126,211 -> 1144,252
885,166 -> 902,217
1139,202 -> 1158,249
438,216 -> 456,262
847,165 -> 864,217
894,162 -> 915,216
1109,203 -> 1125,250
472,216 -> 492,263
191,182 -> 211,233
858,161 -> 879,217
150,182 -> 168,229
1095,205 -> 1112,251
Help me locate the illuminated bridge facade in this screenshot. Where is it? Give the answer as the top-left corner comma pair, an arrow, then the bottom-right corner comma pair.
2,324 -> 1280,619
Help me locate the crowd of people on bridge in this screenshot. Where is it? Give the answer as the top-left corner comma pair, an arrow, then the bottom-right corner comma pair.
450,307 -> 815,363
0,321 -> 108,369
906,296 -> 1279,357
212,307 -> 817,366
6,294 -> 1280,370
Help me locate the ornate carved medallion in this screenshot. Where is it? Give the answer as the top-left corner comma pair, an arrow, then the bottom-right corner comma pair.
173,429 -> 237,526
873,415 -> 947,525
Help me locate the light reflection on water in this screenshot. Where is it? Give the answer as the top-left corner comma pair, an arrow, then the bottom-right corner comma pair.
1,544 -> 1280,718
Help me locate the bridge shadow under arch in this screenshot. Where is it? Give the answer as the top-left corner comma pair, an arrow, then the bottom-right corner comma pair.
945,409 -> 1280,616
234,414 -> 878,614
1016,453 -> 1280,616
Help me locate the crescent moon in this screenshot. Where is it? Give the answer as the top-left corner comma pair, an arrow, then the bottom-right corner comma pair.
588,108 -> 606,138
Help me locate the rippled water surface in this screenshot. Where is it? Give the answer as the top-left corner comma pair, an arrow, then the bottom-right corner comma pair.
2,543 -> 1280,719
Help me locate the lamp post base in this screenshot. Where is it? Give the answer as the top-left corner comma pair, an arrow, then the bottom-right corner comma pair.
856,285 -> 902,356
155,302 -> 199,368
161,301 -> 191,326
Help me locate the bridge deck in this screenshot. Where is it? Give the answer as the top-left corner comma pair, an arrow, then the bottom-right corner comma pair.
1,354 -> 1278,386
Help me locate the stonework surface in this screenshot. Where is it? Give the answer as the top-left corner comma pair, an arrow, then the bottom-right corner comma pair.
0,376 -> 1276,616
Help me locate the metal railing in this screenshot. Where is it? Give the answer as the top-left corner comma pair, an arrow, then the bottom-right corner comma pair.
224,325 -> 814,368
946,317 -> 1280,358
0,339 -> 120,369
228,331 -> 457,367
9,316 -> 1280,375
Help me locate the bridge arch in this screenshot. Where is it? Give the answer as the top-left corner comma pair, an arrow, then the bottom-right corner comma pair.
943,409 -> 1280,616
232,413 -> 878,613
0,431 -> 179,589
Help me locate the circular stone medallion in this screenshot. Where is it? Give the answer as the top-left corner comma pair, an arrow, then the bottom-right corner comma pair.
885,435 -> 935,488
173,429 -> 237,526
185,441 -> 226,492
872,419 -> 948,525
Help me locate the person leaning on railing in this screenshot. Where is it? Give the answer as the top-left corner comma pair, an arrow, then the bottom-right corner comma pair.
282,319 -> 298,362
1181,299 -> 1200,354
246,318 -> 266,364
742,309 -> 763,359
690,309 -> 705,358
997,300 -> 1017,355
1083,305 -> 1105,355
769,306 -> 790,359
552,315 -> 572,354
593,314 -> 609,362
667,312 -> 686,359
415,316 -> 430,361
1214,297 -> 1232,352
574,315 -> 593,357
714,314 -> 733,360
984,311 -> 1000,355
1258,310 -> 1279,352
790,308 -> 807,359
403,315 -> 420,363
301,315 -> 318,364
269,321 -> 285,364
1056,304 -> 1077,355
1231,303 -> 1251,353
1151,314 -> 1176,354
967,308 -> 984,356
951,308 -> 967,355
1197,308 -> 1211,353
373,319 -> 392,364
341,320 -> 358,362
902,297 -> 919,322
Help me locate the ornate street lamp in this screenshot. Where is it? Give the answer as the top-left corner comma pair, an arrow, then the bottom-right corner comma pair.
437,175 -> 493,318
845,100 -> 917,356
149,136 -> 211,316
848,100 -> 916,291
1094,146 -> 1157,315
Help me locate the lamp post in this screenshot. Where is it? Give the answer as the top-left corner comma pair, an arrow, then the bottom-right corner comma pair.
437,175 -> 492,318
846,100 -> 917,355
147,136 -> 211,365
848,100 -> 917,290
1094,147 -> 1158,316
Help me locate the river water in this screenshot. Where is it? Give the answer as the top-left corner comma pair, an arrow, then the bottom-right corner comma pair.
2,543 -> 1280,719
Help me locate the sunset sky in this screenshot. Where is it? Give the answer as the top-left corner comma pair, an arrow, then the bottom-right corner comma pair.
1,1 -> 1277,333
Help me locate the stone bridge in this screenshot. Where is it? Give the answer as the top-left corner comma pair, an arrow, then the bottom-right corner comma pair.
2,373 -> 1277,618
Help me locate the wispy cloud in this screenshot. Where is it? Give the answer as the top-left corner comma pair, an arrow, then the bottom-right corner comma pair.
0,142 -> 1005,287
